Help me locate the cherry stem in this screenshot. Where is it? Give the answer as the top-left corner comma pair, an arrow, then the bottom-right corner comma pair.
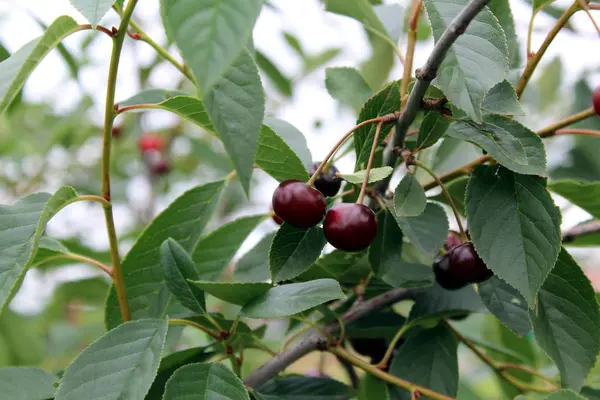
78,24 -> 115,38
357,122 -> 384,204
168,318 -> 221,339
375,324 -> 410,370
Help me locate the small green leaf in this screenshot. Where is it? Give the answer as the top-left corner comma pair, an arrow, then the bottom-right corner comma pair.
479,276 -> 531,336
543,390 -> 587,400
360,373 -> 390,400
240,279 -> 345,319
192,215 -> 264,281
205,49 -> 265,194
233,233 -> 275,282
448,116 -> 546,176
394,202 -> 448,256
190,281 -> 272,306
161,239 -> 205,314
430,176 -> 469,216
160,0 -> 262,94
393,173 -> 427,217
369,210 -> 403,277
549,180 -> 600,218
163,362 -> 249,400
255,125 -> 309,182
341,167 -> 393,185
409,283 -> 485,322
118,89 -> 184,107
325,67 -> 373,110
416,111 -> 451,150
55,319 -> 168,400
0,367 -> 57,400
0,186 -> 78,313
488,0 -> 521,68
482,80 -> 524,116
382,262 -> 434,289
69,0 -> 113,27
423,0 -> 509,122
270,224 -> 327,282
530,248 -> 600,391
255,50 -> 293,97
0,16 -> 80,113
466,166 -> 561,306
389,325 -> 459,399
256,376 -> 355,399
263,118 -> 313,171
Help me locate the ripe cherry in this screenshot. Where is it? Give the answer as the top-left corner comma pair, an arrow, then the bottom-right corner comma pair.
444,230 -> 462,251
433,242 -> 493,290
323,203 -> 377,252
593,85 -> 600,116
433,254 -> 468,290
272,213 -> 284,225
272,180 -> 326,229
150,158 -> 171,175
139,134 -> 165,152
310,162 -> 342,197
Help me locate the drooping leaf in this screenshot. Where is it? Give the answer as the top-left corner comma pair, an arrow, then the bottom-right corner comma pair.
430,176 -> 469,216
163,362 -> 249,400
466,165 -> 561,306
389,325 -> 459,399
415,111 -> 451,150
255,50 -> 293,97
488,0 -> 521,68
161,239 -> 206,314
160,0 -> 263,94
548,180 -> 600,219
233,233 -> 275,282
192,215 -> 264,281
448,116 -> 546,176
263,118 -> 313,171
393,173 -> 427,218
423,0 -> 509,122
190,281 -> 272,306
105,181 -> 224,329
255,125 -> 309,182
205,49 -> 265,194
55,319 -> 168,400
0,16 -> 80,113
369,210 -> 403,277
0,186 -> 78,313
256,376 -> 355,399
530,248 -> 600,391
409,283 -> 485,322
479,276 -> 531,336
394,202 -> 448,256
240,279 -> 345,319
325,67 -> 373,111
482,80 -> 524,116
341,167 -> 393,185
0,367 -> 57,400
270,224 -> 327,282
69,0 -> 113,27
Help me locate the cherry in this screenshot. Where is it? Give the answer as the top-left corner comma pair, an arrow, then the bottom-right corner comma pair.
433,242 -> 493,290
150,158 -> 171,175
112,126 -> 123,139
272,213 -> 284,225
272,180 -> 326,229
433,254 -> 468,290
593,85 -> 600,116
310,162 -> 342,197
444,230 -> 462,251
139,134 -> 165,152
323,203 -> 377,252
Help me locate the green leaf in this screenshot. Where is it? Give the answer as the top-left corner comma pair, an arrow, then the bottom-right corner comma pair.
353,81 -> 401,170
163,362 -> 249,400
369,210 -> 403,277
240,279 -> 345,319
341,167 -> 393,185
263,118 -> 313,171
192,215 -> 264,281
409,283 -> 485,322
549,180 -> 600,218
389,325 -> 458,399
0,367 -> 57,400
270,224 -> 327,282
325,67 -> 373,110
360,374 -> 390,400
105,181 -> 224,329
581,387 -> 600,400
118,88 -> 184,107
161,239 -> 206,314
255,50 -> 293,97
430,176 -> 468,216
394,202 -> 448,256
423,0 -> 509,122
205,49 -> 265,194
256,376 -> 355,399
482,80 -> 524,116
0,186 -> 78,313
0,16 -> 79,113
488,0 -> 521,68
537,57 -> 562,111
466,165 -> 562,306
416,111 -> 451,150
55,319 -> 168,400
69,0 -> 113,27
543,390 -> 586,400
448,116 -> 546,176
381,262 -> 434,289
255,125 -> 309,182
479,276 -> 531,336
160,0 -> 262,94
530,248 -> 600,391
393,173 -> 427,218
190,281 -> 272,306
233,233 -> 274,282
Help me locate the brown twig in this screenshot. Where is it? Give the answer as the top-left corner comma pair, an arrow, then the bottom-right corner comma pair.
562,220 -> 600,243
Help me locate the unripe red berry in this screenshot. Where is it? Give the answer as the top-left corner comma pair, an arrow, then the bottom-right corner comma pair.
139,134 -> 165,152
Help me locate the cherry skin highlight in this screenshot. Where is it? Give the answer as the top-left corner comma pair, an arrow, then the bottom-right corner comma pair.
272,180 -> 326,229
310,162 -> 342,197
139,134 -> 165,152
323,203 -> 377,252
593,85 -> 600,116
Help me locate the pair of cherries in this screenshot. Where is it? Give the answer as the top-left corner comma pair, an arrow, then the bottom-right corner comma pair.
272,163 -> 377,252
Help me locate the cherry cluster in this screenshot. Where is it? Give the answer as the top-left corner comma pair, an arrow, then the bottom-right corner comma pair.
272,162 -> 378,252
138,133 -> 171,176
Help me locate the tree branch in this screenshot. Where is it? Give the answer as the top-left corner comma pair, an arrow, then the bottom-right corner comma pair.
562,220 -> 600,243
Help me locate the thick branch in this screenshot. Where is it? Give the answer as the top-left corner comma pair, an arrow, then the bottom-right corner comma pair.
562,220 -> 600,243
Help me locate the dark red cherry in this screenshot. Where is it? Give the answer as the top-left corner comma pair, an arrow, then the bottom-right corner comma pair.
272,180 -> 326,229
451,242 -> 493,283
310,162 -> 342,197
139,134 -> 165,152
433,254 -> 468,290
323,203 -> 377,252
272,213 -> 284,225
593,85 -> 600,116
150,158 -> 171,175
444,230 -> 462,251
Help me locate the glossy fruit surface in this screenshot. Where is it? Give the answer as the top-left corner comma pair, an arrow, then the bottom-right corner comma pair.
444,231 -> 462,251
323,203 -> 377,252
272,180 -> 326,229
433,242 -> 493,290
272,213 -> 284,225
594,85 -> 600,116
433,254 -> 468,290
139,134 -> 165,152
310,162 -> 342,197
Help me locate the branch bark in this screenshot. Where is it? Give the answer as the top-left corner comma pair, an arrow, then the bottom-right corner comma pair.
562,220 -> 600,243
